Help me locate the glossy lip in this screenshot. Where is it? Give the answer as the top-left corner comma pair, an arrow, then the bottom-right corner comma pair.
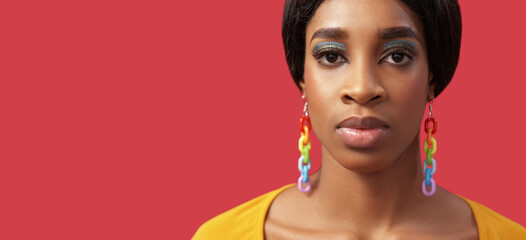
336,116 -> 390,148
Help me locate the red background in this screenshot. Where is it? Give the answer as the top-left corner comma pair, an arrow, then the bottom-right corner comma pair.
1,0 -> 525,239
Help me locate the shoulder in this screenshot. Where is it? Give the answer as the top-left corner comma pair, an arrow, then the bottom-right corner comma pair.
192,184 -> 294,240
460,196 -> 526,239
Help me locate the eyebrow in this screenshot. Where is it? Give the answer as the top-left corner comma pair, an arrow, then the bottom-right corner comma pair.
380,27 -> 420,41
309,26 -> 420,44
310,27 -> 349,43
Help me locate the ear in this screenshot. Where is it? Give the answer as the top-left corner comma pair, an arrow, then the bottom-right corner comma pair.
427,73 -> 435,101
299,79 -> 307,98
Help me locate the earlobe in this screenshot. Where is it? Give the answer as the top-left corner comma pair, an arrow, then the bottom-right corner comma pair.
299,79 -> 307,99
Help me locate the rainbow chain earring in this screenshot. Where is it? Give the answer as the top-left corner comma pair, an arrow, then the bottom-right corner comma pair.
298,101 -> 312,193
422,100 -> 438,196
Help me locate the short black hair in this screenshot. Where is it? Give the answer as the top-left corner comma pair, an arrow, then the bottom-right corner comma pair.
282,0 -> 462,98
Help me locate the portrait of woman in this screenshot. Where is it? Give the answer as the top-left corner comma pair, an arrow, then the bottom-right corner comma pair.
4,0 -> 526,239
191,0 -> 526,239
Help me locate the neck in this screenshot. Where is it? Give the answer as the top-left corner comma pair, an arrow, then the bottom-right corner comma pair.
309,135 -> 425,232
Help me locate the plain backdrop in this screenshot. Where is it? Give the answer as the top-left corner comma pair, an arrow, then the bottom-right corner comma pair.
1,0 -> 525,239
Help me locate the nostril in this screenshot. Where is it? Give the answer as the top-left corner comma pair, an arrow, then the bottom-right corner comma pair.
340,84 -> 386,104
342,94 -> 382,104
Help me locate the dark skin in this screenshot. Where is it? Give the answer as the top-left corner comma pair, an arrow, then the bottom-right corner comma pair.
265,0 -> 478,239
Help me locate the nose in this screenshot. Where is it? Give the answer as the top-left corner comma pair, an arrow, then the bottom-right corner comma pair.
339,60 -> 386,105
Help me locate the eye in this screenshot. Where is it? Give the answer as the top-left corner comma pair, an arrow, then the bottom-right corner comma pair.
317,52 -> 347,66
312,41 -> 348,67
382,52 -> 412,65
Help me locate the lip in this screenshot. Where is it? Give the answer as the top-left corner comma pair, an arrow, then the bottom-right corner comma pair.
336,116 -> 389,148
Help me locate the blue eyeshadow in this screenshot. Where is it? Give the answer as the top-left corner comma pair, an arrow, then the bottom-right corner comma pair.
383,40 -> 416,49
313,41 -> 346,51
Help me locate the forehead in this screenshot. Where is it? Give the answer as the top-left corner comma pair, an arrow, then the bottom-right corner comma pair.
306,0 -> 424,42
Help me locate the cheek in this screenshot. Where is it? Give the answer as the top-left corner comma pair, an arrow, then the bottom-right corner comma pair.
303,60 -> 334,109
304,60 -> 333,96
399,69 -> 428,102
303,61 -> 338,138
383,66 -> 429,134
389,76 -> 428,105
303,58 -> 346,106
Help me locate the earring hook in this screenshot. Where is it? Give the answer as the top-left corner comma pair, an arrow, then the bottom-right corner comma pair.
428,99 -> 434,119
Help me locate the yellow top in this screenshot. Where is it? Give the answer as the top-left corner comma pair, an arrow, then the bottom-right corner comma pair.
192,184 -> 526,240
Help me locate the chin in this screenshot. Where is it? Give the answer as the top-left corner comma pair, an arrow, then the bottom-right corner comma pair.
324,145 -> 397,173
338,153 -> 395,173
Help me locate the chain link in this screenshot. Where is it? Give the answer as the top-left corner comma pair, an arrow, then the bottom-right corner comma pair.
298,112 -> 312,193
422,103 -> 437,196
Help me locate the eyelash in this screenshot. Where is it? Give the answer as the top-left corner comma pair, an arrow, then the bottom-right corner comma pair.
380,48 -> 416,65
311,48 -> 348,66
311,46 -> 417,67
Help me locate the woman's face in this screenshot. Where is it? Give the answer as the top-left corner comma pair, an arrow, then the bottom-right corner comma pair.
302,0 -> 434,172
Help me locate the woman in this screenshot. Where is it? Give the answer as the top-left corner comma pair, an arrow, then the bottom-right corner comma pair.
193,0 -> 526,239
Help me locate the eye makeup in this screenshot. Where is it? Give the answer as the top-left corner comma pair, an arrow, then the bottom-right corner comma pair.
382,40 -> 418,53
312,41 -> 346,55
